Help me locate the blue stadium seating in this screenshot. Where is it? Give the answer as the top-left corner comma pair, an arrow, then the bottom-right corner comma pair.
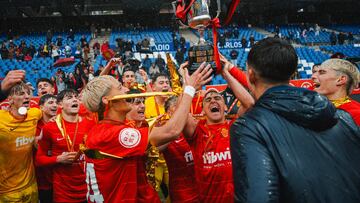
320,45 -> 360,58
327,25 -> 360,35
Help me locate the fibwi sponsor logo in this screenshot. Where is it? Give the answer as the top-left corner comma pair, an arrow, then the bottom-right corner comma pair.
15,136 -> 34,147
184,151 -> 194,163
202,148 -> 231,164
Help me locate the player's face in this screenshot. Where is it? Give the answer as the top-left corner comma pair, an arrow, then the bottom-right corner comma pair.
40,98 -> 58,118
37,82 -> 55,96
153,76 -> 170,92
9,88 -> 31,110
126,97 -> 146,122
122,71 -> 136,88
202,92 -> 226,124
311,67 -> 340,97
106,80 -> 131,114
59,93 -> 80,115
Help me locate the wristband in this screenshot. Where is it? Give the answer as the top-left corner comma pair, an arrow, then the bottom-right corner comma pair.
184,86 -> 196,98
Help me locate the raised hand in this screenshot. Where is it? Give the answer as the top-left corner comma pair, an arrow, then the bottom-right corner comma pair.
184,62 -> 213,90
1,70 -> 26,93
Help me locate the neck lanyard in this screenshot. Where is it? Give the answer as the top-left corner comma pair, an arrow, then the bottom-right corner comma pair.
56,114 -> 79,152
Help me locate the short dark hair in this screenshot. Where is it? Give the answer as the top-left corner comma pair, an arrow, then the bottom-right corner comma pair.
247,37 -> 298,83
57,89 -> 78,103
36,78 -> 54,87
39,94 -> 57,106
152,73 -> 169,84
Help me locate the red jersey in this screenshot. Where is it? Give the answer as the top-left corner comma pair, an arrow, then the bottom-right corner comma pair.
338,99 -> 360,126
163,134 -> 199,203
35,119 -> 53,190
85,121 -> 160,203
186,120 -> 234,203
36,117 -> 95,203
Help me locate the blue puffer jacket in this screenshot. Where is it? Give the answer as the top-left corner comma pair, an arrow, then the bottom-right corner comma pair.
230,85 -> 360,203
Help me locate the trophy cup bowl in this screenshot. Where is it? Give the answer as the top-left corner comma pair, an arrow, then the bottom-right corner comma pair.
174,0 -> 221,75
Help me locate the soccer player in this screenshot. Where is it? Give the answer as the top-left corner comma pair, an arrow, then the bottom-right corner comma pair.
122,67 -> 136,89
81,62 -> 212,202
311,58 -> 360,125
161,96 -> 199,203
36,78 -> 55,97
35,94 -> 58,202
0,83 -> 42,202
36,89 -> 95,203
182,59 -> 254,202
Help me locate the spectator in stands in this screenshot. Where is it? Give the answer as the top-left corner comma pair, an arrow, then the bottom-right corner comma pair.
230,49 -> 239,66
330,32 -> 337,45
149,63 -> 160,78
142,38 -> 150,50
65,73 -> 76,90
56,35 -> 63,47
7,44 -> 15,60
28,44 -> 36,58
233,27 -> 240,38
64,45 -> 72,58
142,54 -> 152,72
90,24 -> 96,39
149,37 -> 156,51
219,34 -> 226,47
314,24 -> 320,36
311,58 -> 360,125
74,65 -> 87,91
231,37 -> 360,203
51,45 -> 60,62
249,35 -> 255,47
82,43 -> 90,61
75,44 -> 82,59
92,41 -> 100,59
136,42 -> 142,52
241,37 -> 247,48
180,36 -> 186,51
155,54 -> 166,72
338,32 -> 346,45
173,35 -> 179,49
0,43 -> 9,59
348,32 -> 354,44
175,48 -> 184,65
80,35 -> 87,48
38,44 -> 46,58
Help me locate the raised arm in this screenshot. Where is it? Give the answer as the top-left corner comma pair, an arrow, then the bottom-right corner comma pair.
149,62 -> 213,146
0,70 -> 26,102
99,58 -> 121,76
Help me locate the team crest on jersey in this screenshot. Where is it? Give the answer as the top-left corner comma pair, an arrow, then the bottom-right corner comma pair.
118,128 -> 141,148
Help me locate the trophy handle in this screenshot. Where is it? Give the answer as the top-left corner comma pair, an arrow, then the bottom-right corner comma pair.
172,1 -> 189,28
215,0 -> 221,19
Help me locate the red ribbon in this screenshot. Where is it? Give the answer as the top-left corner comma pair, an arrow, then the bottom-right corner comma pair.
224,0 -> 241,26
175,0 -> 196,24
211,18 -> 221,74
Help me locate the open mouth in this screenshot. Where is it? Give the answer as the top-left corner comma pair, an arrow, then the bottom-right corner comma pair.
162,89 -> 169,92
210,106 -> 220,113
22,101 -> 30,107
41,91 -> 48,95
137,110 -> 145,115
50,108 -> 58,113
313,83 -> 320,88
71,103 -> 79,108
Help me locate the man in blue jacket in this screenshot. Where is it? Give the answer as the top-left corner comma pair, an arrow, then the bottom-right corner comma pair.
230,37 -> 360,203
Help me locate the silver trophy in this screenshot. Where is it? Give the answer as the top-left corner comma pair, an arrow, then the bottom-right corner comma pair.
174,0 -> 221,74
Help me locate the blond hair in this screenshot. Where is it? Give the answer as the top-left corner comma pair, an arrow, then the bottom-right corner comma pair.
321,59 -> 360,95
81,75 -> 118,113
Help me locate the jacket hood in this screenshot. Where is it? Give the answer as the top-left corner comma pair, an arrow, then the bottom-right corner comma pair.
257,85 -> 338,131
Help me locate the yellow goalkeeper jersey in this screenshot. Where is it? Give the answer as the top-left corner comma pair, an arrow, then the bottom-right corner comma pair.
0,108 -> 41,196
